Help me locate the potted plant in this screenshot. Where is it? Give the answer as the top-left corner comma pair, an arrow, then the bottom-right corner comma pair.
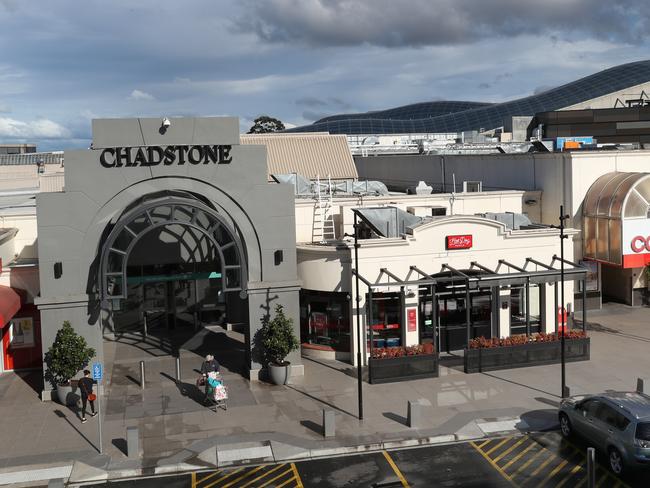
261,304 -> 299,385
44,321 -> 96,405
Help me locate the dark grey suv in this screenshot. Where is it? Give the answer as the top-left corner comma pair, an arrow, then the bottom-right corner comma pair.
559,392 -> 650,475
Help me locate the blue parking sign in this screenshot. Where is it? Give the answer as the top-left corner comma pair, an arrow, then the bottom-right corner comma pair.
92,362 -> 103,381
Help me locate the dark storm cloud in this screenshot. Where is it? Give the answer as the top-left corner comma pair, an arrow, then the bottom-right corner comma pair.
238,0 -> 650,47
296,96 -> 329,107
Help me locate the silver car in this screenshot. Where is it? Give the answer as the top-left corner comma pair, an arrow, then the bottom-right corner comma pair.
559,391 -> 650,475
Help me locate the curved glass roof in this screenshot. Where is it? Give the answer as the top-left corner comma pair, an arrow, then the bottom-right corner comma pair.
286,60 -> 650,135
583,172 -> 650,219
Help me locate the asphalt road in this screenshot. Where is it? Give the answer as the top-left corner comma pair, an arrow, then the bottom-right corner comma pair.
79,432 -> 649,487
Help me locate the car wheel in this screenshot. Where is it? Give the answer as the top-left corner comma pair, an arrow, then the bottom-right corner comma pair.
608,447 -> 624,475
559,413 -> 572,438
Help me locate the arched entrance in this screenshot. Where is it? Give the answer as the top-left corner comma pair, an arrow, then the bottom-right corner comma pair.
99,192 -> 247,341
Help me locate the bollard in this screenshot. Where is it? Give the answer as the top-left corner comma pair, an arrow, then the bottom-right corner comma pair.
562,385 -> 571,398
139,360 -> 145,390
407,400 -> 424,429
587,447 -> 595,488
175,357 -> 181,382
127,426 -> 139,458
637,378 -> 649,394
322,409 -> 335,438
143,312 -> 148,338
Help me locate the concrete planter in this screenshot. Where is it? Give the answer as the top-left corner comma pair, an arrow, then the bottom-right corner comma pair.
56,381 -> 80,406
268,362 -> 290,385
464,337 -> 591,373
369,353 -> 439,384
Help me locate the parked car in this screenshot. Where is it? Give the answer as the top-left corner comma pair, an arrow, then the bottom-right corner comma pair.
558,391 -> 650,475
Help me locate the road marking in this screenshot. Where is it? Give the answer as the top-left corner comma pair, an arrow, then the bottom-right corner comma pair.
382,450 -> 410,487
192,472 -> 196,488
485,437 -> 511,456
524,450 -> 554,482
203,467 -> 244,488
470,441 -> 518,487
493,437 -> 526,463
276,477 -> 299,488
291,462 -> 304,488
536,458 -> 568,487
220,465 -> 265,488
196,470 -> 222,486
555,462 -> 582,488
238,464 -> 287,488
510,446 -> 546,479
258,465 -> 296,488
477,439 -> 492,449
501,440 -> 536,471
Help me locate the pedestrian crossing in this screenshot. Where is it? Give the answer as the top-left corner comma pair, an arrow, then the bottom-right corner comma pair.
471,434 -> 628,488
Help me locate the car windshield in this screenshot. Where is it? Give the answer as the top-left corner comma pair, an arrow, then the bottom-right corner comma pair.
636,422 -> 650,441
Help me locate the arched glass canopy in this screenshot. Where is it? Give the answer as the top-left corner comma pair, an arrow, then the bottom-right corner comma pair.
583,172 -> 650,265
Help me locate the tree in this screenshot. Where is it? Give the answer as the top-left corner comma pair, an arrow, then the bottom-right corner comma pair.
44,321 -> 96,387
260,304 -> 299,365
247,115 -> 285,134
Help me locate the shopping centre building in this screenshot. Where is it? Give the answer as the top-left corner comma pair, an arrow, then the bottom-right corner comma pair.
0,115 -> 648,394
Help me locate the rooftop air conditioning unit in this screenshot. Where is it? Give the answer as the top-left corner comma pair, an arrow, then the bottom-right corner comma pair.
463,181 -> 483,193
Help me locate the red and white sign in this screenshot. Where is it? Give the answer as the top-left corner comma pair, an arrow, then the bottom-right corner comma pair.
407,308 -> 417,332
622,219 -> 650,268
446,234 -> 473,250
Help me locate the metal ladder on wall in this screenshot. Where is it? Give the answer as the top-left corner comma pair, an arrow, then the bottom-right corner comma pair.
312,175 -> 336,243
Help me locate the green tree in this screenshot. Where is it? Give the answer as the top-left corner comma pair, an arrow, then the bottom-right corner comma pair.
44,321 -> 96,386
247,115 -> 285,134
261,304 -> 299,365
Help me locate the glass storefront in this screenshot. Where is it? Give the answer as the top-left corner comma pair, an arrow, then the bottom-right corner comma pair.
300,290 -> 351,352
510,284 -> 542,335
367,292 -> 402,349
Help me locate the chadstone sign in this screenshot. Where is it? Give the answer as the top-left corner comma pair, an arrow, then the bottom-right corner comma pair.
100,145 -> 232,168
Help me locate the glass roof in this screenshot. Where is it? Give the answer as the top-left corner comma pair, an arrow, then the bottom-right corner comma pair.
286,60 -> 650,135
583,172 -> 650,219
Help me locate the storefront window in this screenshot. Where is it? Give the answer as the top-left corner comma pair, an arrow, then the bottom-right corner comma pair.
510,285 -> 541,335
367,292 -> 402,349
299,290 -> 350,352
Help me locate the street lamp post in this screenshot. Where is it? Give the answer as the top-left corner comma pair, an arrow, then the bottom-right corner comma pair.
352,211 -> 364,420
559,205 -> 570,398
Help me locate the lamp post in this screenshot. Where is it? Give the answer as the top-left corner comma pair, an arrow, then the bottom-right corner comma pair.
559,205 -> 570,398
352,211 -> 364,419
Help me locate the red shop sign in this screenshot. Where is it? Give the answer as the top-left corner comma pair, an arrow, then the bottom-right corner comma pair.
407,308 -> 417,332
446,234 -> 473,250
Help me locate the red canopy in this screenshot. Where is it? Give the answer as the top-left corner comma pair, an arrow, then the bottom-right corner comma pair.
0,285 -> 21,328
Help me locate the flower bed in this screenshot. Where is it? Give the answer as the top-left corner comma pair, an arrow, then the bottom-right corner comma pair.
465,332 -> 590,373
369,343 -> 438,384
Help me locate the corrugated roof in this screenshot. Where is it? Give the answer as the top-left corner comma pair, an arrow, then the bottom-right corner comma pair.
240,132 -> 357,181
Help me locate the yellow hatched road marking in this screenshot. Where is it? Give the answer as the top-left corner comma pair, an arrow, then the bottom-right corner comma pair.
191,472 -> 196,488
525,450 -> 555,480
510,446 -> 546,480
258,466 -> 295,488
220,465 -> 266,488
477,439 -> 492,449
501,440 -> 536,472
196,470 -> 222,486
555,461 -> 582,488
291,462 -> 304,488
382,451 -> 410,487
203,467 -> 245,488
470,441 -> 519,487
238,464 -> 287,488
276,476 -> 299,488
536,458 -> 568,488
485,437 -> 512,456
493,437 -> 527,464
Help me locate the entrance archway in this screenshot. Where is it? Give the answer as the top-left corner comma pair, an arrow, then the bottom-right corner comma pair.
99,192 -> 248,339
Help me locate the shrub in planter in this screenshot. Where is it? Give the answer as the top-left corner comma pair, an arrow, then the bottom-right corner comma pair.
370,343 -> 435,359
44,321 -> 95,405
469,330 -> 587,349
260,305 -> 300,385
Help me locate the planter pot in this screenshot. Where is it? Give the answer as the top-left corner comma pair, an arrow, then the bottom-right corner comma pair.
56,382 -> 80,406
268,362 -> 290,385
369,353 -> 439,384
464,337 -> 590,374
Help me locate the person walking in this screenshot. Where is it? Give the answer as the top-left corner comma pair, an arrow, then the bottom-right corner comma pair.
200,354 -> 220,377
78,369 -> 97,423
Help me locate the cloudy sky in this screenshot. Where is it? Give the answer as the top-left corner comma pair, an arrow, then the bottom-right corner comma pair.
1,0 -> 649,150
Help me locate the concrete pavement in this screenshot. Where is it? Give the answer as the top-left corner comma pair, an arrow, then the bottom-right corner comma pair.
1,303 -> 649,485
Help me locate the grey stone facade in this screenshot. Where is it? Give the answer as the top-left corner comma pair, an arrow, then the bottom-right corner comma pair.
36,117 -> 301,397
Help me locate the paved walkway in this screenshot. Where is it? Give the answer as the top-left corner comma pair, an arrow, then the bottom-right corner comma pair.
0,303 -> 649,482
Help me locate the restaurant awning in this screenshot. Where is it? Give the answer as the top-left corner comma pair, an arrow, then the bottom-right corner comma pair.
0,285 -> 21,328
